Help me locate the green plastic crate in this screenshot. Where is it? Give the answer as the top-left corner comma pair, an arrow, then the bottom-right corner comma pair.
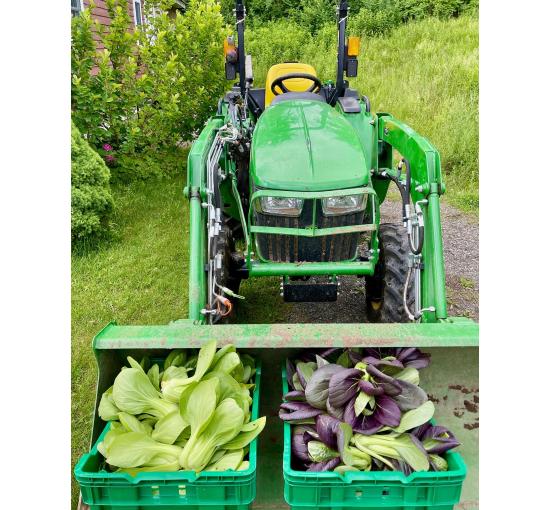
74,365 -> 262,510
281,366 -> 467,510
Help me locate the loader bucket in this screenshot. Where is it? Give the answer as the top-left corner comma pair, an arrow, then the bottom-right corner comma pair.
88,319 -> 479,510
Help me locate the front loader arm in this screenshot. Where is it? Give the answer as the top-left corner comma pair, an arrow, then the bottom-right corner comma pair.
376,114 -> 447,323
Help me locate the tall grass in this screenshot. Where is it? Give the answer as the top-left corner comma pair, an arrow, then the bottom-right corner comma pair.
248,15 -> 479,211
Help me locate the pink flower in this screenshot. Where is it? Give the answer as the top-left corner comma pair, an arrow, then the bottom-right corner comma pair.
103,143 -> 113,151
105,154 -> 115,164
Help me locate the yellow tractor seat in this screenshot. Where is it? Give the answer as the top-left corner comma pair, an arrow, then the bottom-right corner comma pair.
264,63 -> 318,107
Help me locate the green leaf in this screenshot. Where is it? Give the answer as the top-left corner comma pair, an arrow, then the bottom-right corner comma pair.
105,431 -> 182,468
112,367 -> 177,419
354,391 -> 373,417
211,352 -> 241,375
190,339 -> 217,382
211,344 -> 236,367
393,367 -> 420,385
118,412 -> 152,435
296,361 -> 316,384
205,449 -> 244,471
308,440 -> 339,462
181,377 -> 219,436
147,364 -> 160,391
394,401 -> 435,433
152,410 -> 188,444
98,386 -> 120,421
222,416 -> 266,449
180,398 -> 244,471
391,434 -> 429,471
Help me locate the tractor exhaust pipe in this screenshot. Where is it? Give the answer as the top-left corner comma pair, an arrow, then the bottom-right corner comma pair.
336,0 -> 348,97
235,0 -> 247,97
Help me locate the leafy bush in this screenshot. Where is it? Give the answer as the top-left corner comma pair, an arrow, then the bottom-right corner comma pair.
71,0 -> 227,181
72,121 -> 113,244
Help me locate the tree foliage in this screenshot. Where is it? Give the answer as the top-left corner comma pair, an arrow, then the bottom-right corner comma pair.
71,121 -> 113,244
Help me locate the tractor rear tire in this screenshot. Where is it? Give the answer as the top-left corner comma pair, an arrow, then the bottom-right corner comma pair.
365,223 -> 413,323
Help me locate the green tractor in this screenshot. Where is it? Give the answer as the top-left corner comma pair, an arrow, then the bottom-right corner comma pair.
186,0 -> 447,325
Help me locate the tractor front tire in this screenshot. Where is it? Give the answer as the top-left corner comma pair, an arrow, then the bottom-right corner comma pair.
365,223 -> 413,323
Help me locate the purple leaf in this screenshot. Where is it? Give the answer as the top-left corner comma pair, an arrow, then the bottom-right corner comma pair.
395,348 -> 431,369
328,368 -> 363,408
352,413 -> 384,435
366,365 -> 402,396
392,380 -> 428,411
279,401 -> 323,422
358,379 -> 384,396
284,390 -> 306,401
326,397 -> 344,420
319,348 -> 341,359
363,356 -> 404,370
416,424 -> 461,454
305,364 -> 344,410
292,426 -> 313,461
279,408 -> 323,422
372,394 -> 401,427
307,456 -> 341,472
343,396 -> 359,427
315,414 -> 341,450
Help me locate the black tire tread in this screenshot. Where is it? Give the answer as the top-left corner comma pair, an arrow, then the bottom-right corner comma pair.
365,223 -> 413,323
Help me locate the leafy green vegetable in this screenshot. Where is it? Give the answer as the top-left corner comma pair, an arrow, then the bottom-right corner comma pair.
206,448 -> 244,471
180,398 -> 245,471
223,417 -> 266,449
393,401 -> 435,433
181,378 -> 220,436
98,386 -> 120,421
308,441 -> 339,462
147,364 -> 160,391
151,410 -> 188,444
112,367 -> 177,419
118,412 -> 152,435
105,431 -> 182,468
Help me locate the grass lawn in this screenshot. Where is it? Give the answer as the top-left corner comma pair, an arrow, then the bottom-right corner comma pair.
71,176 -> 190,506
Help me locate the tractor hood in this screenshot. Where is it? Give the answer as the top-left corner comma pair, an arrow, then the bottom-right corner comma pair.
250,100 -> 368,191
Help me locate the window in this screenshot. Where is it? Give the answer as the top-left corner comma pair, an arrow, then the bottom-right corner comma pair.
133,0 -> 143,26
71,0 -> 83,17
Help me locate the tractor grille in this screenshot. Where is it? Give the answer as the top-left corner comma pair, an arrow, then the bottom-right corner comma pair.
255,199 -> 364,262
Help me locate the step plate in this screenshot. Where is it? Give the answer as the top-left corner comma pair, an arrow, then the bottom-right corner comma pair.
283,282 -> 338,302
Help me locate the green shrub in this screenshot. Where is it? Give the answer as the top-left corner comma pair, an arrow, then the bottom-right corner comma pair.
71,0 -> 227,180
72,122 -> 114,244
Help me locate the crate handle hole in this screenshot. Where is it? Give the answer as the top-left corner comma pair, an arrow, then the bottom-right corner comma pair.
355,490 -> 363,497
178,484 -> 187,497
382,489 -> 389,496
151,485 -> 160,498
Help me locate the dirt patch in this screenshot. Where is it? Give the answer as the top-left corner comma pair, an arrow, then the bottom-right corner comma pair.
283,198 -> 479,323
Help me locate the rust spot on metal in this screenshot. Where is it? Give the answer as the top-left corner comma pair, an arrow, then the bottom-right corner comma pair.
449,384 -> 464,391
473,394 -> 479,404
464,400 -> 478,413
443,395 -> 448,401
427,394 -> 440,403
453,409 -> 464,418
464,421 -> 479,430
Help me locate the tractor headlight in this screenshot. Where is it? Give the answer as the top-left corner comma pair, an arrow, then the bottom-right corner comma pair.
258,196 -> 304,217
321,194 -> 367,216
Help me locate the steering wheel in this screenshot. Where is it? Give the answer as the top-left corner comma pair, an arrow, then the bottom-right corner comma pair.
270,73 -> 323,96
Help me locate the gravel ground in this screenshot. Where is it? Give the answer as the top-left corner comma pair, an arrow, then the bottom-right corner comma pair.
283,198 -> 479,323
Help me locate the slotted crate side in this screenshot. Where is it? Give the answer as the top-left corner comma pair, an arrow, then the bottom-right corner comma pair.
75,364 -> 261,508
281,366 -> 467,509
